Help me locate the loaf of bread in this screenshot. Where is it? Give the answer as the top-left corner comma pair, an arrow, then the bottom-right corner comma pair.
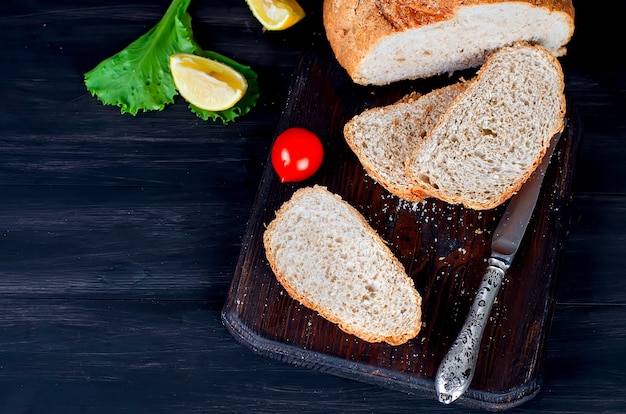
344,82 -> 467,202
323,0 -> 574,86
263,186 -> 422,346
405,42 -> 566,210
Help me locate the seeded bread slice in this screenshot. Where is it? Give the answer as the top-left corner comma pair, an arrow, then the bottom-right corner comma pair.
344,82 -> 467,202
263,186 -> 422,346
405,42 -> 566,210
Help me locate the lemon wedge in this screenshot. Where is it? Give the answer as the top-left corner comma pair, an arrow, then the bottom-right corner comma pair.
245,0 -> 305,31
169,53 -> 248,112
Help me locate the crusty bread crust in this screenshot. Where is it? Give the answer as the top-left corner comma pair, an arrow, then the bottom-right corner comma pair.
344,83 -> 467,202
263,186 -> 422,346
323,0 -> 575,85
405,42 -> 566,210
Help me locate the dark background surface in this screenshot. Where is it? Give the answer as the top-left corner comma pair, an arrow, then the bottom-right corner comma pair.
1,0 -> 625,412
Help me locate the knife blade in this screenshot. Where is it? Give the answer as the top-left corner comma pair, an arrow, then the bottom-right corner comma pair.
434,123 -> 565,404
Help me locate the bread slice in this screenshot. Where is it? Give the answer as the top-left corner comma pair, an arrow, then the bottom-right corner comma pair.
405,42 -> 566,210
323,0 -> 574,85
263,186 -> 422,346
344,82 -> 467,202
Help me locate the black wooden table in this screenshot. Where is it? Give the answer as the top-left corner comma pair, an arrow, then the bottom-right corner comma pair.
2,0 -> 625,412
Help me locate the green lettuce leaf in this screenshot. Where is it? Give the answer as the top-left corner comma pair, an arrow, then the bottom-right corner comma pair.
84,0 -> 258,124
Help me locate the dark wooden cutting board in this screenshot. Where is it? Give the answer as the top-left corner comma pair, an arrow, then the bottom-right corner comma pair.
222,47 -> 579,411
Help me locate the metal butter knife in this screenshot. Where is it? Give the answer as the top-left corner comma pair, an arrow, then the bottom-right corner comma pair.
435,125 -> 565,404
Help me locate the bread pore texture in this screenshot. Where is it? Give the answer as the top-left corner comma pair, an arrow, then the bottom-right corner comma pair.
405,43 -> 566,210
263,186 -> 422,346
323,0 -> 575,85
344,83 -> 467,202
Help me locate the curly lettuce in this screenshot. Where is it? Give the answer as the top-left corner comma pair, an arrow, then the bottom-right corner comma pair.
84,0 -> 258,124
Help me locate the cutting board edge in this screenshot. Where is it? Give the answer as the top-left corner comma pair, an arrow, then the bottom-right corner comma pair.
220,307 -> 542,411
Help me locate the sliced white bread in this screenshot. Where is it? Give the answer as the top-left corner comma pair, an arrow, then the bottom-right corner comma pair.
263,185 -> 422,346
344,82 -> 467,202
323,0 -> 574,86
405,42 -> 566,210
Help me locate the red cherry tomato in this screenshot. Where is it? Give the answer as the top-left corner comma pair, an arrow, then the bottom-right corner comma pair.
271,127 -> 324,183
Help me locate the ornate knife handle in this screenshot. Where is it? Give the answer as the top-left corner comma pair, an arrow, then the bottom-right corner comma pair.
435,257 -> 508,404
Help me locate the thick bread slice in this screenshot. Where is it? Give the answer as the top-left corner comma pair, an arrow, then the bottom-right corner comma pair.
344,82 -> 467,202
405,42 -> 566,210
263,186 -> 422,346
323,0 -> 575,85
